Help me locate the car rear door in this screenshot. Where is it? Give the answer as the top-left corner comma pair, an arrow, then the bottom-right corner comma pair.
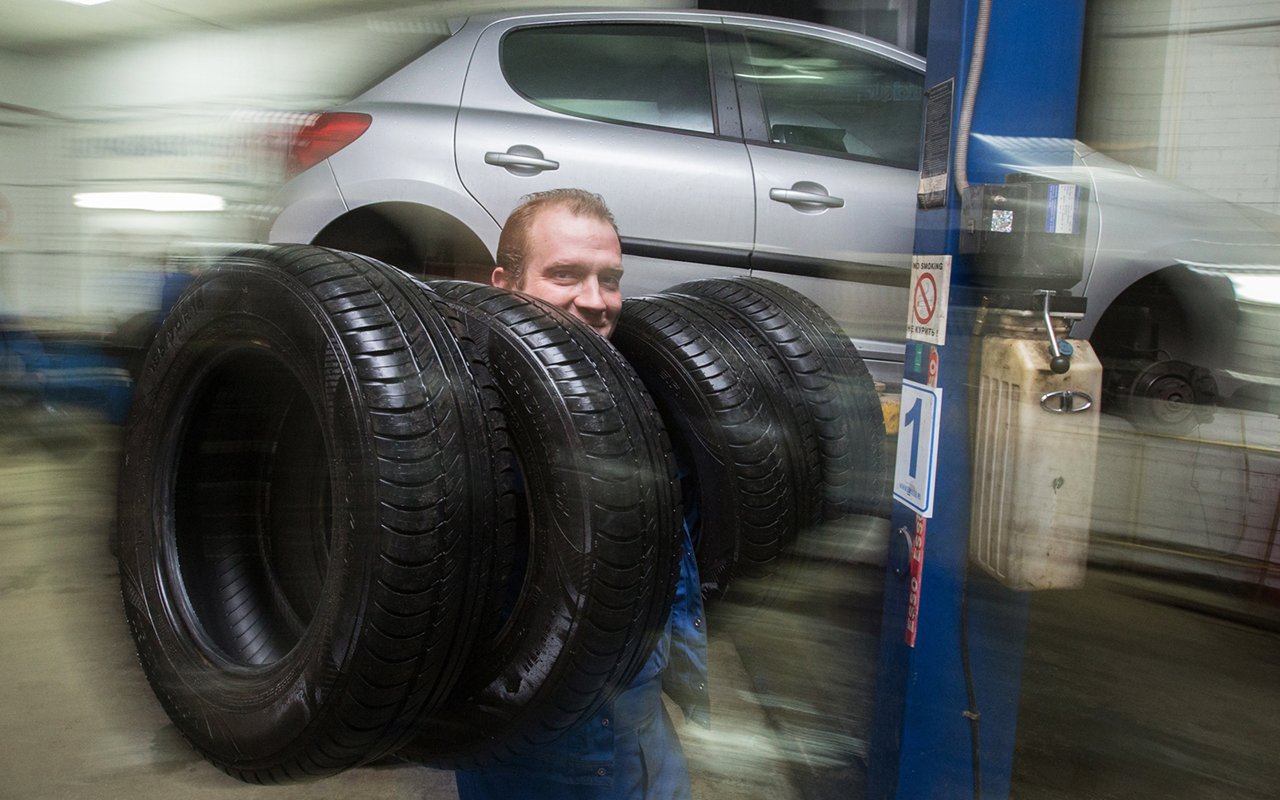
455,17 -> 756,297
729,25 -> 923,369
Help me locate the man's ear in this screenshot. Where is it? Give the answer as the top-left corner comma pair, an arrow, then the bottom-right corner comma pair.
491,266 -> 514,289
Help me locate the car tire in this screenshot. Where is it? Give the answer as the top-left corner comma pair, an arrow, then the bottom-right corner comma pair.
116,245 -> 493,782
612,292 -> 816,599
670,277 -> 888,518
414,283 -> 521,651
404,281 -> 682,768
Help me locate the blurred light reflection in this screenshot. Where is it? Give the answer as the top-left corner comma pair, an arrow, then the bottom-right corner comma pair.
72,191 -> 226,212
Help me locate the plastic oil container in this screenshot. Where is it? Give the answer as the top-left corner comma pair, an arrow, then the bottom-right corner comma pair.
969,312 -> 1102,590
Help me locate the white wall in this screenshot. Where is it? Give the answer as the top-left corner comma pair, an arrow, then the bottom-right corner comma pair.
1080,0 -> 1280,215
0,49 -> 82,318
2,10 -> 441,321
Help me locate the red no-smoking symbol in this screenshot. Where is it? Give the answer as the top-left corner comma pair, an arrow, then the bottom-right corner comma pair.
912,272 -> 938,325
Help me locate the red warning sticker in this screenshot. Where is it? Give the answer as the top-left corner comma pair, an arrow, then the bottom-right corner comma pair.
905,515 -> 927,647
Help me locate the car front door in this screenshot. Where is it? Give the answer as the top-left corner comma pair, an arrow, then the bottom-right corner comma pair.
730,26 -> 924,370
455,18 -> 756,297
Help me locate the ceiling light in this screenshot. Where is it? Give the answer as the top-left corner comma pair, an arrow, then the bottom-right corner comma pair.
59,0 -> 114,7
73,192 -> 226,212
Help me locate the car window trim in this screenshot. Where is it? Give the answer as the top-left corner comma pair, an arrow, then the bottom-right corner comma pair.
707,27 -> 744,140
497,20 -> 744,142
723,28 -> 769,142
746,137 -> 923,170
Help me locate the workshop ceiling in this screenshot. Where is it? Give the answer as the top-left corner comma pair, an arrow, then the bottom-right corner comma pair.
3,1 -> 696,54
0,0 -> 440,53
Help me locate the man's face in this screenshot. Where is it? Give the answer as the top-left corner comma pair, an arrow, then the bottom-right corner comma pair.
492,206 -> 624,338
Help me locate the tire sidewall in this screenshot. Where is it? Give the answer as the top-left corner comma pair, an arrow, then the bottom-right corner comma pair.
118,262 -> 377,765
411,282 -> 678,765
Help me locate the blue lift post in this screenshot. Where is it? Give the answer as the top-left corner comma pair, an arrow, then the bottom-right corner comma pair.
868,2 -> 1087,798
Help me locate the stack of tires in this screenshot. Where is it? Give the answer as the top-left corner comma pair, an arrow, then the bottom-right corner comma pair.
115,245 -> 884,783
614,279 -> 887,601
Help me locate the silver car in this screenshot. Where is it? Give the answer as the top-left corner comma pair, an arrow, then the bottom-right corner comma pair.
267,8 -> 1280,426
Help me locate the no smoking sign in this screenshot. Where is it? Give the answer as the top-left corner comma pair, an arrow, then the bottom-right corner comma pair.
906,255 -> 951,345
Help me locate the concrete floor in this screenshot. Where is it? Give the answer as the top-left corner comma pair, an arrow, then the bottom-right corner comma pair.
1013,569 -> 1280,800
2,404 -> 1278,800
1012,404 -> 1280,800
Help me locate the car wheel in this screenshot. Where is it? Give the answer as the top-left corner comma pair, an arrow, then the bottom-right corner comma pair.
404,281 -> 682,768
1089,271 -> 1222,434
1103,357 -> 1217,434
116,245 -> 492,782
670,277 -> 888,518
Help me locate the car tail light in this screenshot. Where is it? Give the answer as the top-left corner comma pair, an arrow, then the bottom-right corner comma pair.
286,112 -> 372,177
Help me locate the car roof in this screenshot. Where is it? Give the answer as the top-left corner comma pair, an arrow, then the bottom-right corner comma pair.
456,7 -> 924,70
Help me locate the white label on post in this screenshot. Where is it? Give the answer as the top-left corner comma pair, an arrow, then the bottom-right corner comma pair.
893,379 -> 943,518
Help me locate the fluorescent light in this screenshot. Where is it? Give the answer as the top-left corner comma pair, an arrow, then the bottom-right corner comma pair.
59,0 -> 114,7
736,73 -> 824,81
73,192 -> 226,212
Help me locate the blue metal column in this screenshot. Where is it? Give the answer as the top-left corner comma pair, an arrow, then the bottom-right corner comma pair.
868,2 -> 1086,798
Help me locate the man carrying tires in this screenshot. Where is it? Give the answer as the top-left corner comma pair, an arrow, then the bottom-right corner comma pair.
455,188 -> 709,800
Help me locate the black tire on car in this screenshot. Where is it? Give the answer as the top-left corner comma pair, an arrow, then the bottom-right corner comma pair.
404,281 -> 682,768
116,245 -> 494,782
612,292 -> 817,599
670,277 -> 888,518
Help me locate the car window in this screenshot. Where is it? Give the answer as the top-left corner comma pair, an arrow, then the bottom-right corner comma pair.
501,24 -> 715,134
734,30 -> 923,168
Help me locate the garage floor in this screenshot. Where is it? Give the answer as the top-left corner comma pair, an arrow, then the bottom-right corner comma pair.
2,404 -> 1277,800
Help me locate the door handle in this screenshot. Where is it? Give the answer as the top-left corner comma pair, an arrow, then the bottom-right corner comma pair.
484,145 -> 559,176
769,182 -> 845,210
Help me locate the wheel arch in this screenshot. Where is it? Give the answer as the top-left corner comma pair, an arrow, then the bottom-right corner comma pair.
1086,263 -> 1238,370
311,201 -> 496,283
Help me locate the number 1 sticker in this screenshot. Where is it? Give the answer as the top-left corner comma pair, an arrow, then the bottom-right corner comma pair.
893,379 -> 942,517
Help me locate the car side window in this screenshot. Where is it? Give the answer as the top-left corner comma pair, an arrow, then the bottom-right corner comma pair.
501,24 -> 715,134
734,30 -> 923,169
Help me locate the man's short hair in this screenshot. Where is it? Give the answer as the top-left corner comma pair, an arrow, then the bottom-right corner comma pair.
496,188 -> 619,285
